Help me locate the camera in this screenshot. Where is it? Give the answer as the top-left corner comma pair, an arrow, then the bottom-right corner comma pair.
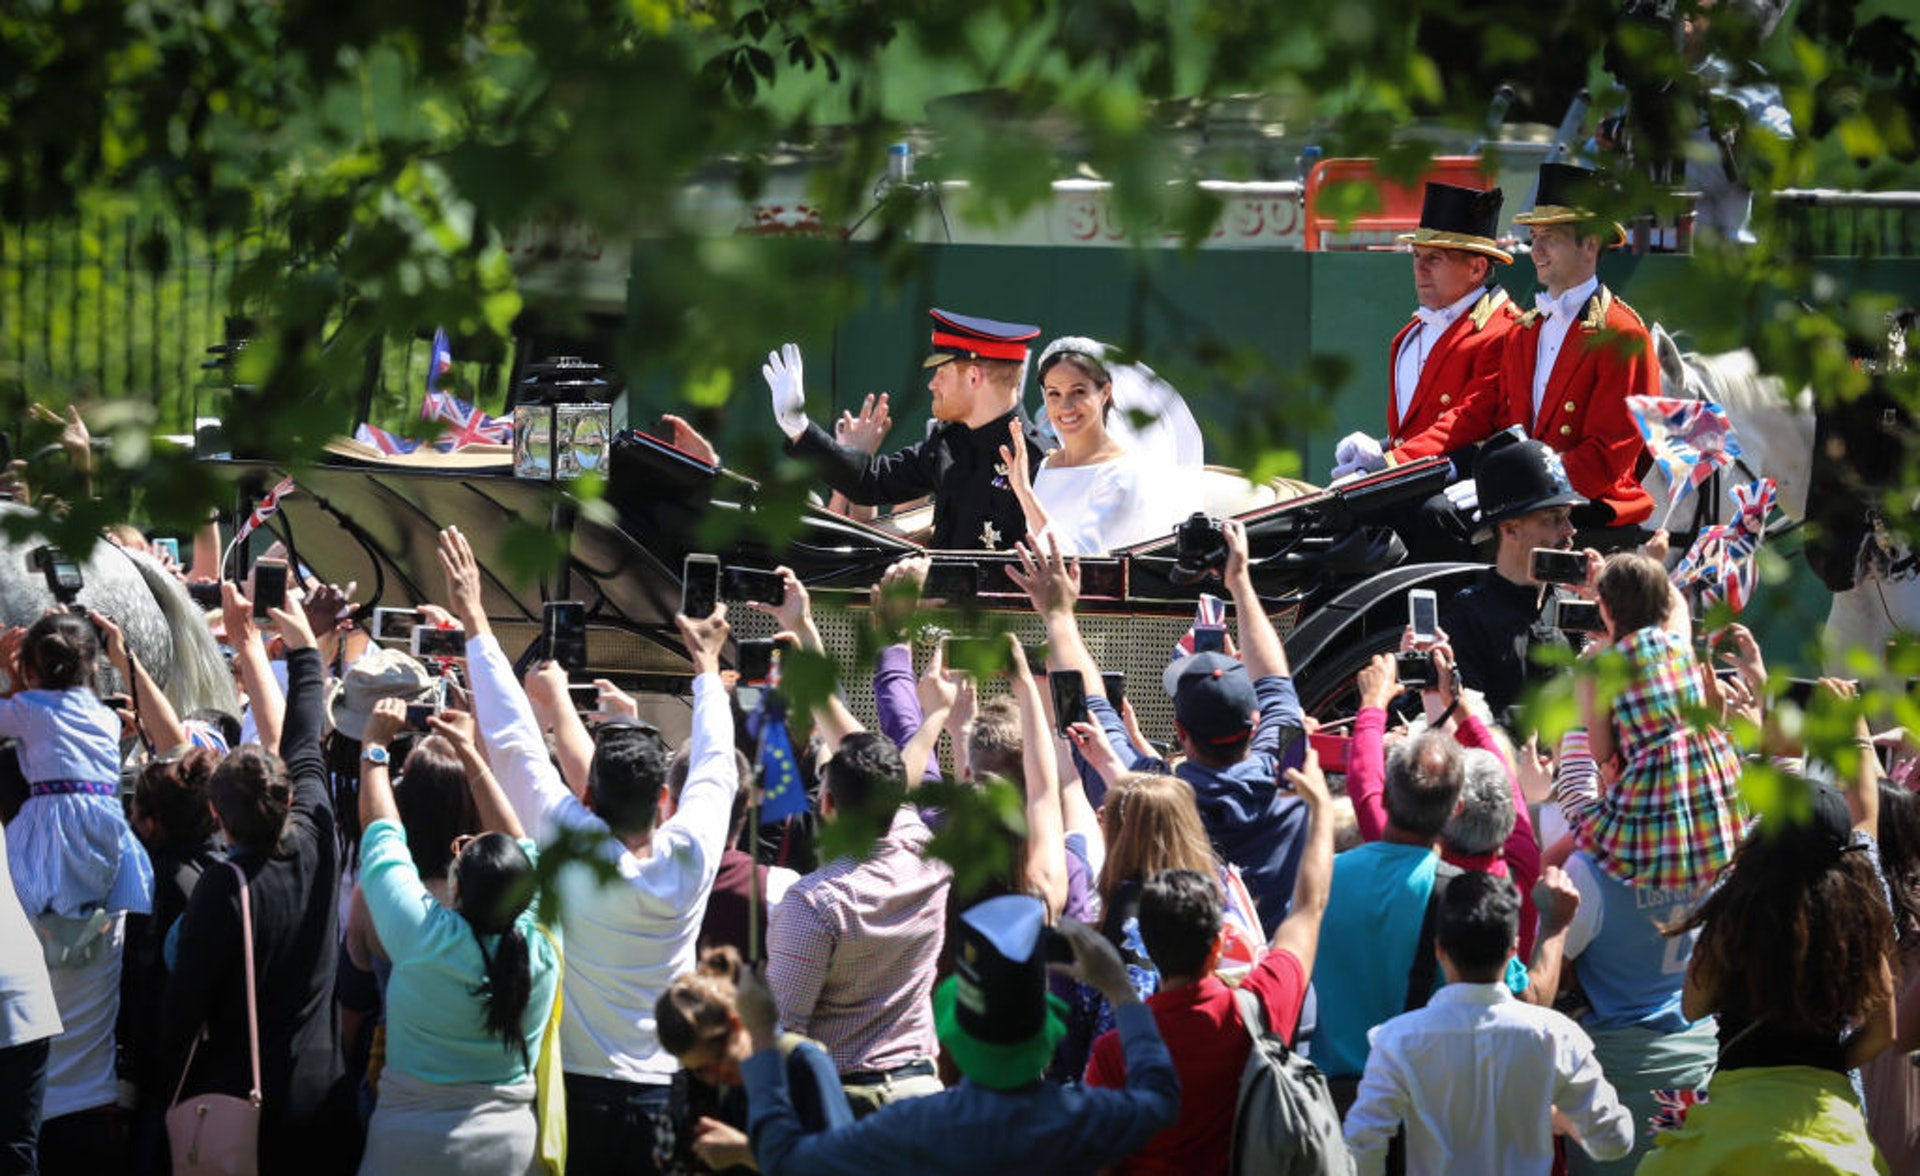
1407,588 -> 1438,644
252,559 -> 289,618
682,554 -> 720,620
1529,548 -> 1588,587
411,626 -> 466,660
28,546 -> 84,603
1548,597 -> 1606,635
544,601 -> 588,674
737,637 -> 776,685
721,566 -> 786,607
944,635 -> 1013,677
372,608 -> 423,644
1170,513 -> 1227,587
1394,650 -> 1436,689
1050,670 -> 1090,736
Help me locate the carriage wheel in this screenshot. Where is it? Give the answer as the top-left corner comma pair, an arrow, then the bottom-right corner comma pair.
1289,624 -> 1408,723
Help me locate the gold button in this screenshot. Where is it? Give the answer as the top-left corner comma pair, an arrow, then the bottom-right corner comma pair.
1559,425 -> 1573,436
1564,400 -> 1577,412
1440,394 -> 1452,406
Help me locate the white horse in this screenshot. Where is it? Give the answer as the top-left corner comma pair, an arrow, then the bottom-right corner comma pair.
1,503 -> 236,716
1649,323 -> 1920,670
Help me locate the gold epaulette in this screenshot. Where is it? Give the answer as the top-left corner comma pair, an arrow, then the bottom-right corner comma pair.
1469,288 -> 1510,331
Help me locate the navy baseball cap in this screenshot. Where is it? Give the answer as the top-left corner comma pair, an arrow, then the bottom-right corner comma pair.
1171,652 -> 1258,743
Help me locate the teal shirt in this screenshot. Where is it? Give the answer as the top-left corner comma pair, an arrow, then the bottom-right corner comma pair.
359,819 -> 560,1085
1311,843 -> 1529,1079
1311,841 -> 1440,1078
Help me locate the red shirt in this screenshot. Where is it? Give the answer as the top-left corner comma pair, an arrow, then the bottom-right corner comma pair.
1083,947 -> 1308,1176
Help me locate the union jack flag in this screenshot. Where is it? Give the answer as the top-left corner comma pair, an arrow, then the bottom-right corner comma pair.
234,477 -> 297,546
1648,1087 -> 1708,1135
1671,477 -> 1777,615
1626,396 -> 1743,521
419,328 -> 512,449
354,422 -> 420,456
1171,593 -> 1229,662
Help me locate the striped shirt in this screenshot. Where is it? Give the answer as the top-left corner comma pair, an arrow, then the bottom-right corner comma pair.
767,805 -> 952,1075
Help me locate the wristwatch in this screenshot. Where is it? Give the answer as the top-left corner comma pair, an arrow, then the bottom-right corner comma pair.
361,744 -> 391,767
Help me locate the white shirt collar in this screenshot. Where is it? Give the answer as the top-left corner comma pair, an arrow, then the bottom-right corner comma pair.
1430,980 -> 1517,1007
1535,276 -> 1599,323
1417,284 -> 1489,331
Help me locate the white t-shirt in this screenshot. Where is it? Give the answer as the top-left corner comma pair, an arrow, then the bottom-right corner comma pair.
467,633 -> 739,1086
43,916 -> 125,1119
1033,453 -> 1196,555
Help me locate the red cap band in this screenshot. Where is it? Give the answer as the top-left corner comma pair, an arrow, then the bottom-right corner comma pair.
931,330 -> 1031,363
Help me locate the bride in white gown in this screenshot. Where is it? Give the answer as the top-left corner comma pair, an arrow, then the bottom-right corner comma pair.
999,337 -> 1204,555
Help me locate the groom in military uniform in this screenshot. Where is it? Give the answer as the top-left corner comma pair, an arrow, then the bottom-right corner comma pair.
767,308 -> 1051,550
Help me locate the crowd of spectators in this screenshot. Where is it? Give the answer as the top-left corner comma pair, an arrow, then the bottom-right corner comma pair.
3,423 -> 1919,1176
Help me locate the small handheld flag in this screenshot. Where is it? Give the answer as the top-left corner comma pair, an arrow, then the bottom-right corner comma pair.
754,695 -> 810,823
1670,477 -> 1777,615
1626,396 -> 1743,528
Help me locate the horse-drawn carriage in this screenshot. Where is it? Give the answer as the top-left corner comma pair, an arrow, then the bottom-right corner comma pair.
205,434 -> 1477,736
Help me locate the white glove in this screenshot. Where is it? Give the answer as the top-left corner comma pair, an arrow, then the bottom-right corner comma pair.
1332,431 -> 1386,480
763,343 -> 808,441
1442,477 -> 1479,512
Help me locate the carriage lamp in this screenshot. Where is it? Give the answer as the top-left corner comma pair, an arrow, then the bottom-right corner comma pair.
513,356 -> 616,482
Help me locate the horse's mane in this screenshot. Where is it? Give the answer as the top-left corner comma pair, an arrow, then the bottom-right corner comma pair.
120,549 -> 238,717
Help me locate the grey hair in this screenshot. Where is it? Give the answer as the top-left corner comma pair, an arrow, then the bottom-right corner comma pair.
1441,749 -> 1517,856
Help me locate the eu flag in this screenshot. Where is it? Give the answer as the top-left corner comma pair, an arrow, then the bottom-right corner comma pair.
753,695 -> 810,823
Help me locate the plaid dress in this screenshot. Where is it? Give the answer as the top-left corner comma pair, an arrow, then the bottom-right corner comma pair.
1568,626 -> 1746,890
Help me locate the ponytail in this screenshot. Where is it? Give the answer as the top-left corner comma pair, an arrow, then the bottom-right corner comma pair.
454,831 -> 537,1065
473,924 -> 534,1068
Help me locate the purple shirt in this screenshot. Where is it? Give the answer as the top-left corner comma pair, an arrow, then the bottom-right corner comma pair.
767,805 -> 953,1074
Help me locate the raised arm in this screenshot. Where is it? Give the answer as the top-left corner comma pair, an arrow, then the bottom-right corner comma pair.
223,581 -> 283,751
788,420 -> 943,508
269,597 -> 329,817
1007,634 -> 1069,917
752,565 -> 859,752
1222,519 -> 1289,680
94,607 -> 187,753
1522,866 -> 1581,1006
525,660 -> 595,801
1269,745 -> 1336,977
439,525 -> 579,839
1348,654 -> 1400,842
901,649 -> 954,789
998,420 -> 1056,546
357,698 -> 407,832
430,707 -> 525,840
868,558 -> 935,772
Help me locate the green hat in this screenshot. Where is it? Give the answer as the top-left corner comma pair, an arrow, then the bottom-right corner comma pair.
933,895 -> 1069,1090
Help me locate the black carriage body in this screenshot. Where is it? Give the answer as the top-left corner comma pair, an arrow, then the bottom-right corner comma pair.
212,435 -> 1478,730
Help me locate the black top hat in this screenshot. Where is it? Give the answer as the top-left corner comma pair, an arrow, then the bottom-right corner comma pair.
1472,431 -> 1587,542
925,308 -> 1042,369
1512,163 -> 1628,248
1397,182 -> 1512,264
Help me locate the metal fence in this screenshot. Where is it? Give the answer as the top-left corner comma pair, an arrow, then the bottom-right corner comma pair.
0,210 -> 257,432
1773,189 -> 1920,259
3,189 -> 1915,437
